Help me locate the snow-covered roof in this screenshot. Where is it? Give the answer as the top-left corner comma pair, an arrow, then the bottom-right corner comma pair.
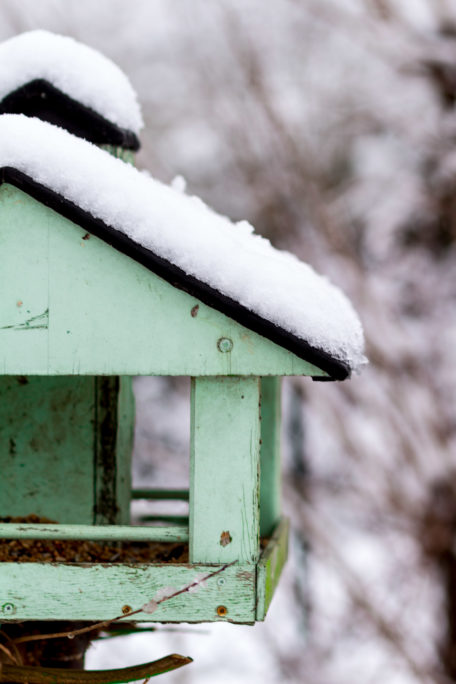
0,115 -> 365,378
0,31 -> 143,136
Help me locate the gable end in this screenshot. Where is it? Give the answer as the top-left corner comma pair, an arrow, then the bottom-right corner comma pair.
0,167 -> 350,380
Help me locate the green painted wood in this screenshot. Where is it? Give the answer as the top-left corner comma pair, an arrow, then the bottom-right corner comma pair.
94,376 -> 134,525
132,489 -> 189,501
0,375 -> 133,525
114,376 -> 135,524
190,376 -> 261,564
0,185 -> 326,377
0,523 -> 188,542
0,376 -> 95,523
100,145 -> 136,166
256,517 -> 289,621
0,561 -> 256,623
260,377 -> 282,537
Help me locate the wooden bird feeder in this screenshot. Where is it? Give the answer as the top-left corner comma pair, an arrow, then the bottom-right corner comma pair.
0,32 -> 364,638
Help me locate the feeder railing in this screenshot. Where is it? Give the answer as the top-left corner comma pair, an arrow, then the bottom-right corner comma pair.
0,523 -> 189,543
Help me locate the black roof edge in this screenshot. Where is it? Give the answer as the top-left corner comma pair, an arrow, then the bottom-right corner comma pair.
0,167 -> 350,381
0,80 -> 140,151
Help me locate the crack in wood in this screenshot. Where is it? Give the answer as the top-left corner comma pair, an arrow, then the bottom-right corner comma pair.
0,309 -> 49,331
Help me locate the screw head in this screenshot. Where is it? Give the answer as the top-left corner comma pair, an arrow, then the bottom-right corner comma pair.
217,577 -> 226,586
2,603 -> 15,615
216,605 -> 228,617
217,337 -> 233,353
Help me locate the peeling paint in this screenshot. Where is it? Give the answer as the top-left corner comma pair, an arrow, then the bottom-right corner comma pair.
220,531 -> 232,547
236,569 -> 254,583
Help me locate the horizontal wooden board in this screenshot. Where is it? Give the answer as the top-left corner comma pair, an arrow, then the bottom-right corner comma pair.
0,561 -> 256,623
0,521 -> 288,624
0,523 -> 189,542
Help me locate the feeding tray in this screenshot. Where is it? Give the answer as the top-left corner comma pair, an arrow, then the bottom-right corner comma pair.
0,515 -> 288,624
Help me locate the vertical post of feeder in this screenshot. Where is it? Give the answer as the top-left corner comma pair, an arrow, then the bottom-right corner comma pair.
189,376 -> 261,564
259,377 -> 282,537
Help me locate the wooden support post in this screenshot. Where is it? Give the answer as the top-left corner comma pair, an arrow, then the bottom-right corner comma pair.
94,376 -> 134,525
260,377 -> 282,537
190,376 -> 261,564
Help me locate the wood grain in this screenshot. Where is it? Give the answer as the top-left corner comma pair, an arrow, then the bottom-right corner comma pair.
190,377 -> 261,564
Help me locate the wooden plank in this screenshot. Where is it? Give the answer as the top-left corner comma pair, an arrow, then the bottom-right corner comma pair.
0,523 -> 188,542
190,377 -> 261,564
0,186 -> 49,370
256,518 -> 289,620
260,377 -> 282,537
0,375 -> 133,526
0,561 -> 256,623
0,185 -> 326,378
93,376 -> 134,525
114,376 -> 135,524
0,376 -> 95,523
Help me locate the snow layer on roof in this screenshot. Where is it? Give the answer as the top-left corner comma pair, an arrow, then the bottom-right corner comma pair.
0,115 -> 365,371
0,31 -> 143,134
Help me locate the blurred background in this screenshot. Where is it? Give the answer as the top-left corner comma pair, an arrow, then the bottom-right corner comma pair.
0,1 -> 454,681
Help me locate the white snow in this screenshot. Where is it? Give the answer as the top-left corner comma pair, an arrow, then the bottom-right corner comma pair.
0,115 -> 365,372
0,31 -> 143,134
